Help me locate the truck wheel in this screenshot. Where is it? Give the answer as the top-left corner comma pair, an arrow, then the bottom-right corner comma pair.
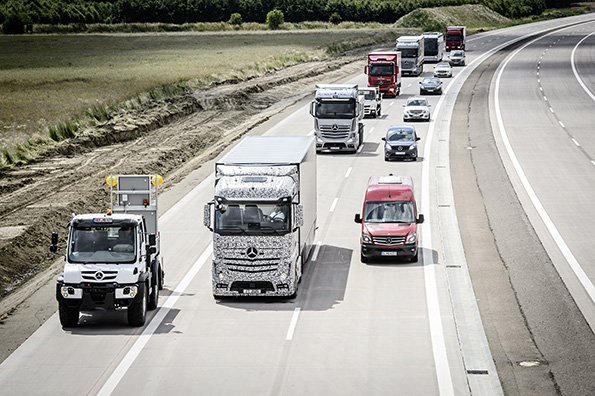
378,107 -> 381,117
128,283 -> 147,327
58,303 -> 79,327
148,263 -> 160,310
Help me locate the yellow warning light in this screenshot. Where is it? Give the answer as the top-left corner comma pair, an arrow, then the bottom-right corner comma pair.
106,209 -> 112,215
151,175 -> 163,186
106,175 -> 118,186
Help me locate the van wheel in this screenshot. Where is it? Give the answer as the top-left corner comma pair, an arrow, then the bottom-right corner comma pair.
128,283 -> 147,327
410,251 -> 418,262
361,252 -> 369,263
58,303 -> 79,328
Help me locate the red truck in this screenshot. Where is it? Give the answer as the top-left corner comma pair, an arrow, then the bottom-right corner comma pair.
364,51 -> 401,97
445,26 -> 466,51
354,175 -> 424,263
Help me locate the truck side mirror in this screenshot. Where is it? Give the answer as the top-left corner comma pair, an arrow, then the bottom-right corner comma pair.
381,137 -> 386,141
364,65 -> 369,75
204,203 -> 213,231
309,102 -> 315,116
147,245 -> 157,255
50,232 -> 58,253
148,233 -> 156,246
417,214 -> 425,224
294,204 -> 304,230
354,214 -> 362,223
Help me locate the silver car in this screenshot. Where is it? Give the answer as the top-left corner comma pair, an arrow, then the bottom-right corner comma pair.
449,50 -> 466,66
403,97 -> 431,122
433,62 -> 453,78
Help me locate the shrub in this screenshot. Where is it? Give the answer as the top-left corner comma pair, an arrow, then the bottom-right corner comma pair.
228,13 -> 242,25
2,12 -> 29,34
329,12 -> 342,25
266,9 -> 284,30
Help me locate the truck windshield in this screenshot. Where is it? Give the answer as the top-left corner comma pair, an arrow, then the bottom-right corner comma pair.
446,34 -> 461,41
359,90 -> 376,100
215,203 -> 290,234
68,226 -> 136,263
399,48 -> 418,58
369,64 -> 394,76
424,39 -> 438,55
315,101 -> 355,119
364,201 -> 415,223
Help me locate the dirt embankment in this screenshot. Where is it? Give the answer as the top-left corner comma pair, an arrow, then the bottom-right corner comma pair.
0,51 -> 366,306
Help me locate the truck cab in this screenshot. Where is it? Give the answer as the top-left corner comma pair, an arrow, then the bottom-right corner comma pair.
52,175 -> 164,327
396,36 -> 425,76
358,87 -> 382,118
354,175 -> 424,263
446,26 -> 466,51
310,84 -> 364,153
364,51 -> 401,97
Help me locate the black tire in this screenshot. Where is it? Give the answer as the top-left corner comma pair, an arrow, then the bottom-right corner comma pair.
384,156 -> 389,162
148,263 -> 160,310
378,107 -> 381,116
410,250 -> 419,262
159,258 -> 164,290
58,302 -> 79,327
128,283 -> 147,327
361,251 -> 369,263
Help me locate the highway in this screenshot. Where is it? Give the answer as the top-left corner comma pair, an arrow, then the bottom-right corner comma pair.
1,13 -> 595,396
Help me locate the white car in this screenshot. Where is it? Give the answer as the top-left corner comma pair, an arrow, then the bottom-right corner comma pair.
433,62 -> 453,78
403,97 -> 431,122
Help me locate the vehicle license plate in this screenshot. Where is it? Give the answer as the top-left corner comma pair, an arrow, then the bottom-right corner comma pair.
381,251 -> 398,256
330,146 -> 340,150
395,152 -> 405,155
243,289 -> 261,294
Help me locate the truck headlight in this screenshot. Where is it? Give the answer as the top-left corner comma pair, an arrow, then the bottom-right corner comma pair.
406,234 -> 417,244
362,234 -> 372,244
280,272 -> 288,281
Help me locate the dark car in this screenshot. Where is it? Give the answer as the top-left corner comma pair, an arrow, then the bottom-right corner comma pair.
382,125 -> 420,161
419,77 -> 443,95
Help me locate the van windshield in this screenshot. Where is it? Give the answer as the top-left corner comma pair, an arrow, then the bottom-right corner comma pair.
364,201 -> 415,223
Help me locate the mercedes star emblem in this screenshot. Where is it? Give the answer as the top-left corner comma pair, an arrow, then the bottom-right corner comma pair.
246,247 -> 258,259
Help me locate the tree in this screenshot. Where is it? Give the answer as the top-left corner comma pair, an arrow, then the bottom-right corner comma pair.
228,12 -> 242,25
266,9 -> 283,29
329,12 -> 342,24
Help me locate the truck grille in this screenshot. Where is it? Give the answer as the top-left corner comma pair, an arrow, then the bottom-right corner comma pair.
319,124 -> 350,140
373,236 -> 406,246
81,270 -> 118,281
223,258 -> 279,273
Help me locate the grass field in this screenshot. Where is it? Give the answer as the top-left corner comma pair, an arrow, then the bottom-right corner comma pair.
0,27 -> 397,164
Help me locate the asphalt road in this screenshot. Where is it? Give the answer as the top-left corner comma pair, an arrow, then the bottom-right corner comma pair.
1,13 -> 595,396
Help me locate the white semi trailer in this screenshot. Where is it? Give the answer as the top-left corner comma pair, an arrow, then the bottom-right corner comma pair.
52,174 -> 164,327
204,136 -> 317,298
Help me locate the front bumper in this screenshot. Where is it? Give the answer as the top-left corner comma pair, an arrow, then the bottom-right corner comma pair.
56,282 -> 140,310
361,243 -> 418,260
403,113 -> 430,121
385,148 -> 417,160
212,273 -> 296,297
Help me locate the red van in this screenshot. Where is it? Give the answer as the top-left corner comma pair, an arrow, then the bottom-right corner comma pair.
354,175 -> 424,262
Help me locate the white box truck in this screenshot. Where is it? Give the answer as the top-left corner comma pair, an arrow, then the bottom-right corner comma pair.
52,174 -> 164,327
310,84 -> 364,153
204,136 -> 317,298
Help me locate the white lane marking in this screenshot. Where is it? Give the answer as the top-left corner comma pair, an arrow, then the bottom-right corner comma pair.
407,83 -> 412,88
544,96 -> 548,101
389,101 -> 395,107
571,30 -> 595,102
592,160 -> 595,166
572,138 -> 580,147
421,70 -> 455,396
311,241 -> 322,262
539,87 -> 543,91
286,308 -> 301,340
559,121 -> 565,128
97,244 -> 213,396
368,126 -> 375,135
549,107 -> 554,113
345,167 -> 352,178
357,144 -> 364,154
329,197 -> 339,212
495,33 -> 595,312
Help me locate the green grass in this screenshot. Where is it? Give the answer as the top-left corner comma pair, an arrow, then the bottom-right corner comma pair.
0,27 -> 400,168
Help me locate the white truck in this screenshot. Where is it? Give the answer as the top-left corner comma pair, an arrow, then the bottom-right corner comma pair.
396,36 -> 425,76
204,136 -> 317,298
358,87 -> 382,118
310,84 -> 364,153
51,174 -> 164,327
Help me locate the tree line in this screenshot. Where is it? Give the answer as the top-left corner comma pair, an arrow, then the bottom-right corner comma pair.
0,0 -> 574,33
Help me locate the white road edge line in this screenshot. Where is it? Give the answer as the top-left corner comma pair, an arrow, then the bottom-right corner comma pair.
572,138 -> 580,147
345,167 -> 352,178
368,126 -> 375,134
571,30 -> 595,101
559,121 -> 565,128
286,308 -> 301,340
494,31 -> 595,310
97,244 -> 213,396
